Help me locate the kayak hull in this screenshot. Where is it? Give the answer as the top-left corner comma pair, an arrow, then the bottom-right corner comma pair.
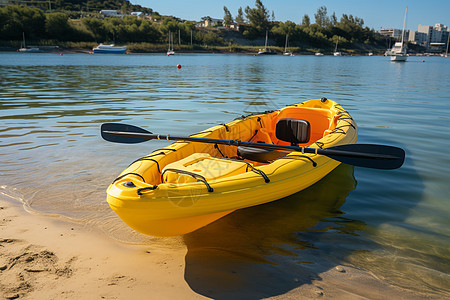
106,99 -> 358,236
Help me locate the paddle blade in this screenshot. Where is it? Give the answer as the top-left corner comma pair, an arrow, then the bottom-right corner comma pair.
325,144 -> 405,170
101,123 -> 152,144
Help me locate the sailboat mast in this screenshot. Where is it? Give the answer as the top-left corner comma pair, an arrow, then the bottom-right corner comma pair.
284,34 -> 288,52
168,32 -> 172,51
265,31 -> 268,49
446,32 -> 449,57
400,6 -> 407,49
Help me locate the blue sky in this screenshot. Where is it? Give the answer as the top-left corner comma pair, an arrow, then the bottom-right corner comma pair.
132,0 -> 449,30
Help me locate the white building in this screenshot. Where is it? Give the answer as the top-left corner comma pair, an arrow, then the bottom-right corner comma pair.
197,17 -> 224,28
411,24 -> 449,48
430,24 -> 449,44
379,28 -> 409,41
409,30 -> 428,45
131,12 -> 144,18
100,10 -> 123,17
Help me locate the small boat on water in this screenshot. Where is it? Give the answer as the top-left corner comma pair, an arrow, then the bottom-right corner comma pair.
258,31 -> 277,55
167,32 -> 175,56
390,42 -> 407,61
283,34 -> 294,56
93,44 -> 127,54
18,32 -> 40,53
390,7 -> 408,62
333,38 -> 342,56
315,52 -> 324,56
18,47 -> 40,53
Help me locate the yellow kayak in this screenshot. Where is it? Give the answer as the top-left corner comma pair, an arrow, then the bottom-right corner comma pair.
106,98 -> 358,236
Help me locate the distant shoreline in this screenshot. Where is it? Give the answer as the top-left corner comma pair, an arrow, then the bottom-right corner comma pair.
1,48 -> 445,56
1,46 -> 377,56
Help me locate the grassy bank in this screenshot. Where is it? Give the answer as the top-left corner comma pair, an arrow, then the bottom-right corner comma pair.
0,39 -> 387,55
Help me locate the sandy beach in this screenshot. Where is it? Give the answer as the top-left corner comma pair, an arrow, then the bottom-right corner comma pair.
0,197 -> 437,300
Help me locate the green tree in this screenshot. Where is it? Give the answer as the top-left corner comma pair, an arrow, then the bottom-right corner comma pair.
336,14 -> 365,42
223,6 -> 233,26
245,0 -> 270,35
302,14 -> 310,26
46,13 -> 72,40
330,12 -> 337,26
314,6 -> 329,28
82,17 -> 106,41
235,7 -> 245,24
0,5 -> 46,40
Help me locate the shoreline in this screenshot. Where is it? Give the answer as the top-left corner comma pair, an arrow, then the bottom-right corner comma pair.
0,47 -> 444,56
0,198 -> 438,300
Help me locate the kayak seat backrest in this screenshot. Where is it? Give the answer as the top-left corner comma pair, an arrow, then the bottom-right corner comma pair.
276,107 -> 332,144
275,118 -> 310,145
237,119 -> 310,163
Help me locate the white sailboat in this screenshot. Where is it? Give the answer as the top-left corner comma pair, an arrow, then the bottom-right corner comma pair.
18,32 -> 40,52
333,37 -> 342,56
283,34 -> 294,56
390,7 -> 408,62
257,31 -> 277,55
167,32 -> 175,56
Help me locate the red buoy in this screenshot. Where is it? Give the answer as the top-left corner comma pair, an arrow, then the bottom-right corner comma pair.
422,60 -> 425,62
177,64 -> 182,69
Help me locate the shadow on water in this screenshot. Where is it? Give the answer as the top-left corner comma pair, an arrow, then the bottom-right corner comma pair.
182,143 -> 438,299
183,164 -> 359,299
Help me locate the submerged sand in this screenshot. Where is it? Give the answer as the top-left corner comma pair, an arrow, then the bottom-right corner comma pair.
0,199 -> 437,300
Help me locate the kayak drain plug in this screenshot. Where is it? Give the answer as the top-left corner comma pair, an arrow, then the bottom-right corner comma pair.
123,181 -> 136,188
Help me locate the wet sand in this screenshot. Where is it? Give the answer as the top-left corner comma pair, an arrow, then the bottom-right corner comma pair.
1,198 -> 437,300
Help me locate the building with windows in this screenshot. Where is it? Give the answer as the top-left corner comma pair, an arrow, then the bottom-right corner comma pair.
408,31 -> 428,45
430,24 -> 449,43
379,28 -> 409,41
409,23 -> 449,50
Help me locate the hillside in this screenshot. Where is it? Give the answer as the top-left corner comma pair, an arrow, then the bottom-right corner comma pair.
26,0 -> 153,14
0,2 -> 394,54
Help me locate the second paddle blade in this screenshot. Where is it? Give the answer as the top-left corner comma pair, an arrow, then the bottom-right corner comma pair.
101,123 -> 152,144
325,144 -> 405,170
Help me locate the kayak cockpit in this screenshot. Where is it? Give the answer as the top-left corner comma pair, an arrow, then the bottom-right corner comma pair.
115,100 -> 340,188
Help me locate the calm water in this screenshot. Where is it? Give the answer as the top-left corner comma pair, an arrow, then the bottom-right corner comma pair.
1,53 -> 449,297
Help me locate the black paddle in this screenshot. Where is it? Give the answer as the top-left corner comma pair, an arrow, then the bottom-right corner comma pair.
101,123 -> 405,170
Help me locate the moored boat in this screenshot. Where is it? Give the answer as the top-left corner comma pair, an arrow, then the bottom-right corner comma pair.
283,34 -> 294,56
257,31 -> 277,55
18,32 -> 40,52
93,43 -> 127,54
390,7 -> 408,62
333,37 -> 342,56
103,98 -> 359,236
167,32 -> 175,55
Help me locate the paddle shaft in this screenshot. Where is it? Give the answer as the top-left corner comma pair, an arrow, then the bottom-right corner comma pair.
102,130 -> 398,160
